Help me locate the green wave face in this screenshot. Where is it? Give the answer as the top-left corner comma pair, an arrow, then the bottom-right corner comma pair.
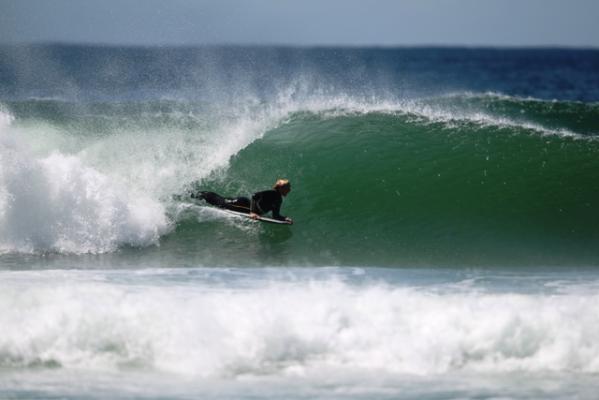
198,102 -> 599,266
3,95 -> 599,266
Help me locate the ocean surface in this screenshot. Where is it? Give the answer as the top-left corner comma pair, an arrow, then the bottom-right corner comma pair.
1,44 -> 599,399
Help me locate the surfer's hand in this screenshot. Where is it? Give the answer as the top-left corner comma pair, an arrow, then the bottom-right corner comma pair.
249,213 -> 259,220
285,217 -> 293,225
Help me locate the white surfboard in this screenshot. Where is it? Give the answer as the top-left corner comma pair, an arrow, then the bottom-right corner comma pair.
179,195 -> 292,225
222,209 -> 292,225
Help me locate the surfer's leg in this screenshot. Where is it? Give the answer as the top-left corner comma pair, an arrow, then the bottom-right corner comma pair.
224,196 -> 251,213
194,191 -> 227,207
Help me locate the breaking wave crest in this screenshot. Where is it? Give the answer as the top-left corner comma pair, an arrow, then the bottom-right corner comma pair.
1,92 -> 598,263
2,269 -> 599,376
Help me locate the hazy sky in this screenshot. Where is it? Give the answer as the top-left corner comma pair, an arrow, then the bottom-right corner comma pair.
1,0 -> 598,47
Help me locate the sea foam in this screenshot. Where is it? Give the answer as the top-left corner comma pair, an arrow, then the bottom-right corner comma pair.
0,108 -> 169,254
0,96 -> 294,253
2,269 -> 599,377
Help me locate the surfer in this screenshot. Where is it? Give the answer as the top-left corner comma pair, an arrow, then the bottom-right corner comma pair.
192,179 -> 293,224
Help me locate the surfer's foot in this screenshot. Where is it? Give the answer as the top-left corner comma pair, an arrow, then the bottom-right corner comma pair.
190,191 -> 208,200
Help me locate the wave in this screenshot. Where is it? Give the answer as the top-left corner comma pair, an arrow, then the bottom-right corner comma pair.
195,93 -> 599,266
0,97 -> 293,254
1,93 -> 599,264
0,124 -> 168,253
6,92 -> 599,136
2,268 -> 599,376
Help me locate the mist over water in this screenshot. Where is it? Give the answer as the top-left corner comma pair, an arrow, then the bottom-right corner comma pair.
1,45 -> 599,399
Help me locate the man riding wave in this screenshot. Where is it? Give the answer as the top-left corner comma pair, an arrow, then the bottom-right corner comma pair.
192,179 -> 293,224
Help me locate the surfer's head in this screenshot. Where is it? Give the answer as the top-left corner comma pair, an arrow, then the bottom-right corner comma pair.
273,179 -> 291,196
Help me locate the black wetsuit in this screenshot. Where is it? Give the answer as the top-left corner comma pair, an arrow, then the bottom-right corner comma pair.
251,190 -> 286,221
194,190 -> 287,221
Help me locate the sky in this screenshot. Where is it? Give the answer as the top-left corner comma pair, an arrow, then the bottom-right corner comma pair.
1,0 -> 598,47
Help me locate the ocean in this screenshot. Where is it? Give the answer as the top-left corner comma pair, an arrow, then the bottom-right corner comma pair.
1,44 -> 599,399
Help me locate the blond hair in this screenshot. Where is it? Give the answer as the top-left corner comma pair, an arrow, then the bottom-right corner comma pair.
273,179 -> 290,189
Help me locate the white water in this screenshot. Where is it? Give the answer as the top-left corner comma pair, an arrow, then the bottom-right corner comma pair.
2,268 -> 599,377
0,112 -> 168,253
0,104 -> 274,254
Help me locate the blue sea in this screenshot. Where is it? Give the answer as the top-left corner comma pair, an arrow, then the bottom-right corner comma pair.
1,44 -> 599,399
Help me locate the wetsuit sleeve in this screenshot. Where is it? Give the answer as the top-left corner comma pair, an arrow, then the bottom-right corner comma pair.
250,192 -> 262,214
270,196 -> 286,221
251,191 -> 286,220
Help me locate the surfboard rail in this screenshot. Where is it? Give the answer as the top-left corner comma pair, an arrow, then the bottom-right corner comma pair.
222,209 -> 292,225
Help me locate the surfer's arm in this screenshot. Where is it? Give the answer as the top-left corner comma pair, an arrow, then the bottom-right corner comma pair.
272,211 -> 292,224
250,195 -> 262,215
270,199 -> 289,222
251,190 -> 292,223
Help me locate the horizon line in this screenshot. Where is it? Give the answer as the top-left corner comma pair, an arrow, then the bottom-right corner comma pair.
1,41 -> 598,51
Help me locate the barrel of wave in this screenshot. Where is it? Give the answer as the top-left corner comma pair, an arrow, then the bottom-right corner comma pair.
206,109 -> 599,266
